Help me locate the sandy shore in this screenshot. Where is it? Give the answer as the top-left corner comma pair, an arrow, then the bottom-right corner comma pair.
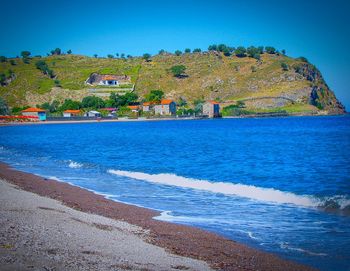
0,163 -> 316,271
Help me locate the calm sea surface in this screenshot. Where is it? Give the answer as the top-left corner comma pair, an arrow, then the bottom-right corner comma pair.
1,116 -> 349,270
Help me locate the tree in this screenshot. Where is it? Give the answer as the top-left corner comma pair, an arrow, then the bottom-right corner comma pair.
35,60 -> 55,78
0,73 -> 6,86
116,53 -> 119,57
159,49 -> 165,55
123,92 -> 138,104
265,46 -> 276,54
94,54 -> 98,58
247,46 -> 261,60
82,96 -> 105,108
21,51 -> 31,58
127,55 -> 132,59
121,53 -> 125,59
177,97 -> 187,107
67,49 -> 72,54
143,53 -> 151,61
170,65 -> 186,78
281,62 -> 289,71
235,46 -> 246,57
10,60 -> 16,65
107,54 -> 114,58
257,46 -> 264,54
222,47 -> 231,56
184,48 -> 191,53
59,99 -> 82,111
193,48 -> 201,53
51,48 -> 61,55
146,90 -> 164,102
174,50 -> 182,56
208,44 -> 217,51
281,49 -> 286,55
217,44 -> 227,52
0,56 -> 7,62
0,97 -> 9,115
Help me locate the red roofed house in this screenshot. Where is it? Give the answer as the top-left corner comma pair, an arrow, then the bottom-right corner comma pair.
127,105 -> 139,113
154,99 -> 176,115
142,102 -> 152,112
202,101 -> 220,118
63,110 -> 81,118
21,107 -> 46,121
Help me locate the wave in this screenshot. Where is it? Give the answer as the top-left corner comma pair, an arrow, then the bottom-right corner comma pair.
280,242 -> 327,257
108,169 -> 350,210
68,160 -> 83,169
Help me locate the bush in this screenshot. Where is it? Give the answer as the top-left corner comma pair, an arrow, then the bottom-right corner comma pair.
59,99 -> 82,111
0,73 -> 6,86
208,44 -> 217,51
235,46 -> 246,57
184,48 -> 191,53
146,90 -> 164,102
35,60 -> 55,78
265,46 -> 276,54
0,56 -> 7,62
158,49 -> 165,55
81,96 -> 105,108
10,60 -> 16,65
193,48 -> 201,53
21,51 -> 31,58
281,62 -> 289,71
67,49 -> 72,54
170,65 -> 186,77
174,50 -> 182,56
107,54 -> 114,58
51,48 -> 61,55
143,53 -> 151,61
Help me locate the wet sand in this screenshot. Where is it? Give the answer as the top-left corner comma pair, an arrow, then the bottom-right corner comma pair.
0,162 -> 316,270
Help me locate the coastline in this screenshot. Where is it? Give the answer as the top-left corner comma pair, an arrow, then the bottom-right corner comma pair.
0,162 -> 316,271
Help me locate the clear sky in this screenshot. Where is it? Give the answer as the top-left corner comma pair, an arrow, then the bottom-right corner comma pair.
1,0 -> 349,109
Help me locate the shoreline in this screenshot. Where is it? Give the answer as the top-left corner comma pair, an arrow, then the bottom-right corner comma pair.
0,112 -> 347,126
0,162 -> 316,270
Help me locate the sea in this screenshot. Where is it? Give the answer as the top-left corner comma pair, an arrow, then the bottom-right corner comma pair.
0,115 -> 349,271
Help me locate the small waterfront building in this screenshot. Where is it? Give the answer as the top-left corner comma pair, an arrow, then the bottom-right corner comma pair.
85,110 -> 101,117
154,99 -> 176,115
127,105 -> 139,113
203,101 -> 220,118
63,109 -> 81,117
142,102 -> 152,112
98,75 -> 120,86
101,107 -> 117,117
21,107 -> 46,121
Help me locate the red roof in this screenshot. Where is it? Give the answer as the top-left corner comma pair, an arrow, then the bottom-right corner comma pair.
101,107 -> 117,111
208,101 -> 219,105
64,110 -> 80,114
160,99 -> 173,105
143,102 -> 151,106
128,105 -> 139,110
21,107 -> 46,113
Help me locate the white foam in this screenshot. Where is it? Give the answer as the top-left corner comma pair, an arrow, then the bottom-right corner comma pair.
68,160 -> 83,169
280,243 -> 327,256
107,169 -> 318,208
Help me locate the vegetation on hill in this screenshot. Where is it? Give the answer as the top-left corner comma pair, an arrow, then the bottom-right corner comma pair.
0,45 -> 345,115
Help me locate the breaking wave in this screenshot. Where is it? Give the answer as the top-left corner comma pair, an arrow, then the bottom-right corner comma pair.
107,169 -> 350,211
68,160 -> 83,169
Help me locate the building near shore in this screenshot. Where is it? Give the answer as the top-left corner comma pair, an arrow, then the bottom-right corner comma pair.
21,107 -> 46,121
142,102 -> 152,112
63,110 -> 81,117
85,110 -> 101,117
154,99 -> 176,115
203,101 -> 220,118
86,73 -> 131,86
101,107 -> 117,117
128,105 -> 139,113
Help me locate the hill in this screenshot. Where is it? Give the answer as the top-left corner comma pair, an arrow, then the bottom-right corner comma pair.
0,52 -> 346,115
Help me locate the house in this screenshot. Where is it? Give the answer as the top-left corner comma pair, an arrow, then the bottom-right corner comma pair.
85,110 -> 101,117
63,109 -> 80,117
21,107 -> 46,121
142,102 -> 152,112
86,73 -> 131,86
101,107 -> 117,117
154,99 -> 176,115
202,101 -> 220,118
127,105 -> 139,113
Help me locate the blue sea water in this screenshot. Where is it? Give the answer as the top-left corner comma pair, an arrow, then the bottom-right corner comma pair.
0,116 -> 350,271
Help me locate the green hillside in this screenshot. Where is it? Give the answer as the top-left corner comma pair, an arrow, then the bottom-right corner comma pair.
0,51 -> 345,115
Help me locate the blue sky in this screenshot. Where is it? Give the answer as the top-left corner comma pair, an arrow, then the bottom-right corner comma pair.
1,0 -> 349,109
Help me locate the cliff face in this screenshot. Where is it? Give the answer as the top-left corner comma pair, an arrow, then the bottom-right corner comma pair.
293,62 -> 345,114
0,53 -> 346,114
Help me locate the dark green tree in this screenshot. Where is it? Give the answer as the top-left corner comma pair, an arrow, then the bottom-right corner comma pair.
21,51 -> 31,58
235,46 -> 246,57
281,62 -> 289,71
94,54 -> 98,58
10,60 -> 16,65
67,49 -> 72,54
0,73 -> 6,86
193,48 -> 202,53
281,49 -> 286,55
51,48 -> 61,55
170,65 -> 187,78
146,90 -> 164,102
158,49 -> 165,55
174,50 -> 182,56
184,48 -> 191,53
208,44 -> 217,51
265,46 -> 276,54
0,56 -> 7,62
0,97 -> 9,115
177,97 -> 187,107
217,44 -> 227,52
59,99 -> 82,111
81,96 -> 105,108
107,54 -> 114,58
143,53 -> 151,61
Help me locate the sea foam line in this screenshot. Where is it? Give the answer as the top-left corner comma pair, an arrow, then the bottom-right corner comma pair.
107,169 -> 318,208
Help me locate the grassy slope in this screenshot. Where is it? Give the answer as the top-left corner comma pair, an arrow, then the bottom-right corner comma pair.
0,53 -> 342,114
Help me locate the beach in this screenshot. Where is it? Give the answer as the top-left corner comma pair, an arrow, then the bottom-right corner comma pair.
0,162 -> 315,271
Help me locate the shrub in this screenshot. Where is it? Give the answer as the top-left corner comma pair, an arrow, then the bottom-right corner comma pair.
10,60 -> 16,65
0,97 -> 9,115
174,50 -> 182,56
0,56 -> 7,62
51,48 -> 61,55
235,46 -> 246,57
21,51 -> 31,58
170,65 -> 186,77
208,44 -> 217,51
143,53 -> 151,61
67,49 -> 72,54
265,46 -> 276,54
146,90 -> 164,102
193,48 -> 201,53
107,54 -> 114,58
159,49 -> 165,55
281,62 -> 289,71
184,48 -> 191,53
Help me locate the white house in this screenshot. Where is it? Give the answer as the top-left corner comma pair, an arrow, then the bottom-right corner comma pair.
98,75 -> 120,86
63,110 -> 80,117
154,99 -> 176,115
85,110 -> 101,117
